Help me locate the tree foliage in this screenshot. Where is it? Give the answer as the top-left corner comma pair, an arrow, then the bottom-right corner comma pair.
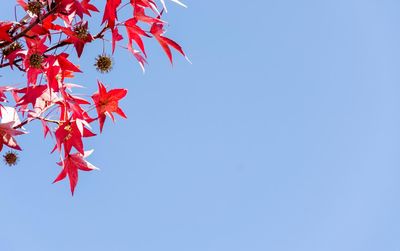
0,0 -> 187,194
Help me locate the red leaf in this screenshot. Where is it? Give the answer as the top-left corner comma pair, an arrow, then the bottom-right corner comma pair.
0,22 -> 13,42
102,0 -> 122,29
53,150 -> 98,195
54,119 -> 95,155
150,17 -> 186,64
128,43 -> 147,72
125,18 -> 150,56
92,80 -> 127,132
0,107 -> 26,151
112,27 -> 123,54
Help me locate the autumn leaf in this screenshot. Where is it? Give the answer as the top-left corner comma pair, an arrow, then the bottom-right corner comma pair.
150,15 -> 187,64
102,0 -> 122,30
0,106 -> 26,151
92,80 -> 127,132
53,149 -> 98,195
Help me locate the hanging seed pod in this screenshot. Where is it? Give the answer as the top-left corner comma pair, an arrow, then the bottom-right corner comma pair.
3,151 -> 19,166
94,54 -> 113,73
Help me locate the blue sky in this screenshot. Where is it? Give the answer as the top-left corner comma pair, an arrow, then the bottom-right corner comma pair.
1,0 -> 400,250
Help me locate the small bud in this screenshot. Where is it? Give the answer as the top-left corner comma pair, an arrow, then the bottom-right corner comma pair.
29,53 -> 43,69
94,55 -> 113,73
3,151 -> 19,167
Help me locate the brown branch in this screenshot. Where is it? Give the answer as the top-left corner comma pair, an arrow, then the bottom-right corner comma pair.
13,118 -> 30,129
0,3 -> 59,49
13,62 -> 25,72
0,60 -> 17,69
0,25 -> 111,69
9,14 -> 30,36
13,117 -> 60,130
94,26 -> 109,39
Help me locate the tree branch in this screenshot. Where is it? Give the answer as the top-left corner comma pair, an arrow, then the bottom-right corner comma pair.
0,26 -> 111,69
0,3 -> 59,49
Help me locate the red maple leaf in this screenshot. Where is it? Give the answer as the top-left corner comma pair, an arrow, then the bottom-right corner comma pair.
21,37 -> 49,85
111,27 -> 123,53
45,53 -> 81,91
16,85 -> 48,107
125,18 -> 150,56
150,15 -> 187,64
0,22 -> 13,42
92,80 -> 127,132
102,0 -> 122,30
58,21 -> 93,57
53,149 -> 98,195
54,119 -> 95,155
58,89 -> 92,121
127,44 -> 147,72
0,107 -> 26,151
81,0 -> 100,17
132,4 -> 160,24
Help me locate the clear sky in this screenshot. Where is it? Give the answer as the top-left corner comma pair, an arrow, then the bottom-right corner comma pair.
1,0 -> 400,250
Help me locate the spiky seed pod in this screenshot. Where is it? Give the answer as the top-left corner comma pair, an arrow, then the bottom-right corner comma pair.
2,42 -> 23,57
74,25 -> 89,40
3,151 -> 19,166
27,0 -> 43,16
94,55 -> 113,73
29,53 -> 43,69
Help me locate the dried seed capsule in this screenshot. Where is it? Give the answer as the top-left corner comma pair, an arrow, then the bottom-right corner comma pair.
29,53 -> 44,69
28,0 -> 43,16
3,151 -> 19,166
94,55 -> 113,73
74,24 -> 89,40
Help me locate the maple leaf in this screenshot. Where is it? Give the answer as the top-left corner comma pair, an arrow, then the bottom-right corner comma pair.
54,119 -> 95,155
125,18 -> 150,56
0,106 -> 26,151
55,53 -> 81,73
132,4 -> 160,24
28,88 -> 61,118
92,80 -> 127,132
0,22 -> 13,42
53,149 -> 98,195
21,37 -> 49,85
45,53 -> 81,91
58,21 -> 93,57
102,0 -> 121,30
16,85 -> 48,107
131,0 -> 158,10
40,119 -> 51,138
58,89 -> 92,121
81,0 -> 100,16
111,27 -> 123,53
44,57 -> 61,91
150,16 -> 187,64
127,43 -> 147,72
